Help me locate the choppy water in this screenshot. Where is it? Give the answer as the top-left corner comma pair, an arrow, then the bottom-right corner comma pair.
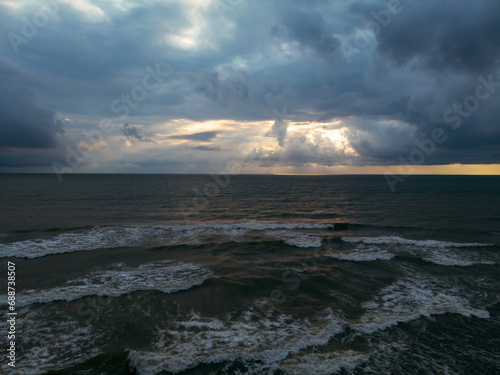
0,174 -> 499,374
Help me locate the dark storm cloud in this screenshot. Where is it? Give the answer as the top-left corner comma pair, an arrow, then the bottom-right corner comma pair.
122,123 -> 152,142
365,0 -> 500,164
0,148 -> 70,169
265,107 -> 290,147
192,69 -> 250,106
308,0 -> 500,165
1,0 -> 499,171
0,64 -> 64,149
169,131 -> 219,142
276,4 -> 342,65
370,1 -> 500,74
188,145 -> 223,152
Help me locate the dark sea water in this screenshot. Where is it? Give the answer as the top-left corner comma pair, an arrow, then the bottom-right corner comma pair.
1,174 -> 500,375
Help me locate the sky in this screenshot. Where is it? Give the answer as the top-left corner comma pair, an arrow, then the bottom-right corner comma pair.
0,0 -> 499,175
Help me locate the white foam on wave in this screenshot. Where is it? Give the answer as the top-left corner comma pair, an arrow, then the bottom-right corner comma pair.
353,276 -> 490,334
340,236 -> 496,266
128,308 -> 344,375
325,245 -> 395,262
342,236 -> 491,248
3,261 -> 213,307
264,230 -> 324,248
0,222 -> 333,258
422,253 -> 496,266
0,309 -> 105,375
281,350 -> 369,375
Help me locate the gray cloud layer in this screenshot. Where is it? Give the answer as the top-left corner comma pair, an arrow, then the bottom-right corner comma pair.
169,131 -> 219,142
1,0 -> 499,171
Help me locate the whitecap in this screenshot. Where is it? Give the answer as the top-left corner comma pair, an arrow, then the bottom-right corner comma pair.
0,310 -> 105,375
128,308 -> 344,375
325,245 -> 395,262
281,350 -> 369,375
264,230 -> 324,248
339,236 -> 497,266
1,261 -> 213,307
0,222 -> 334,258
342,236 -> 491,248
353,276 -> 490,334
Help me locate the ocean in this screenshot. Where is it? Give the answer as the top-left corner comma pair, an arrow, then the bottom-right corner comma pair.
0,174 -> 499,375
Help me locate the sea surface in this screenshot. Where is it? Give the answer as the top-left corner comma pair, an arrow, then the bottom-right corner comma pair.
0,174 -> 499,375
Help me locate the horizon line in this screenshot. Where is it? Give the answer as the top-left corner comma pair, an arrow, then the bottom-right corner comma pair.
1,172 -> 499,176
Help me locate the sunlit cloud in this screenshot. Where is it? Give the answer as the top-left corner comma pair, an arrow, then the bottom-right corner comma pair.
1,0 -> 499,174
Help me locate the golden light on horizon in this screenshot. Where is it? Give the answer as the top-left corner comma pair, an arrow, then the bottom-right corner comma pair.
245,164 -> 500,175
120,119 -> 500,177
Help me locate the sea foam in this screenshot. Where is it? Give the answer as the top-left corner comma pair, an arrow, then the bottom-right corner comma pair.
335,236 -> 497,266
0,222 -> 333,258
0,261 -> 213,307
